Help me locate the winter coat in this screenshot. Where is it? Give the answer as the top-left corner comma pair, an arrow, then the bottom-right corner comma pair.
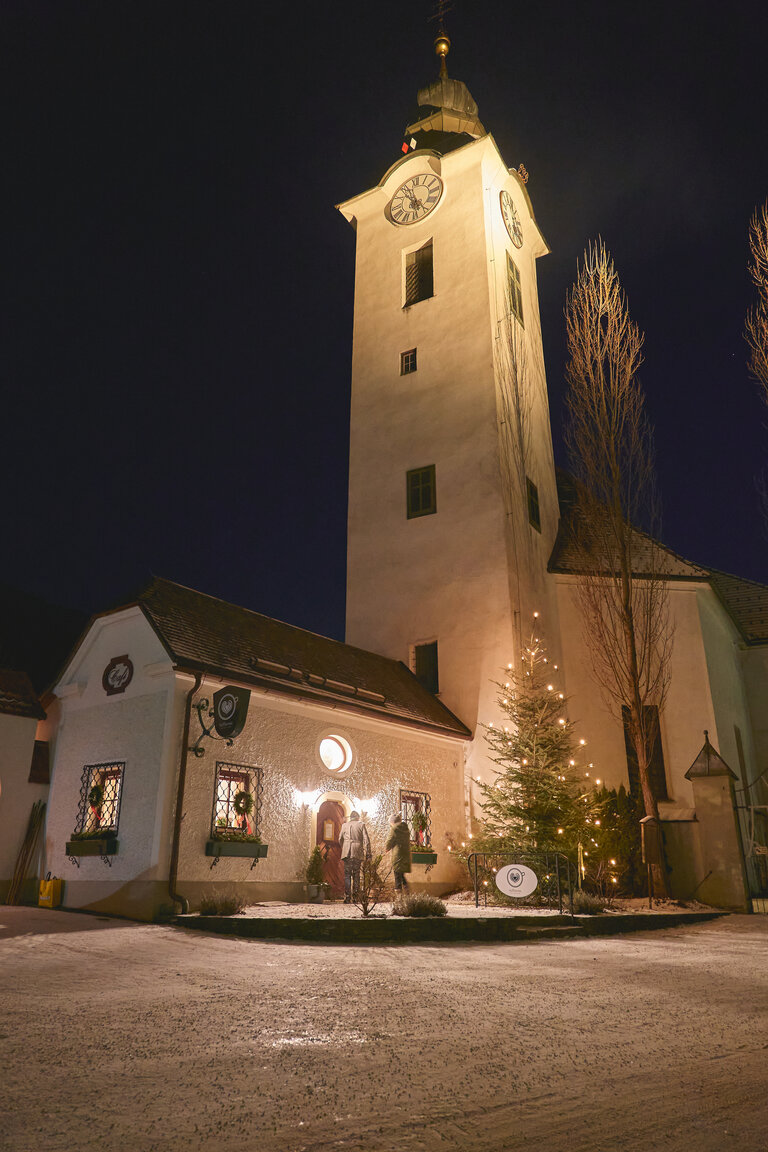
385,821 -> 412,874
339,818 -> 371,860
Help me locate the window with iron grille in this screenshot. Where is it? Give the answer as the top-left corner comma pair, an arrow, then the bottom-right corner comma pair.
74,762 -> 124,837
212,763 -> 263,836
400,790 -> 432,847
621,706 -> 668,801
526,476 -> 541,532
407,464 -> 436,518
411,640 -> 439,694
404,241 -> 433,307
401,347 -> 417,375
507,252 -> 524,326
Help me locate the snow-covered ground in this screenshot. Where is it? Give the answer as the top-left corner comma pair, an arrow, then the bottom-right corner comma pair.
1,907 -> 767,1151
186,894 -> 713,919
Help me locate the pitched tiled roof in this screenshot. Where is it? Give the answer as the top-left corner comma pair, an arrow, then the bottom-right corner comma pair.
128,578 -> 470,739
708,571 -> 768,645
549,476 -> 768,646
548,505 -> 709,581
0,669 -> 46,720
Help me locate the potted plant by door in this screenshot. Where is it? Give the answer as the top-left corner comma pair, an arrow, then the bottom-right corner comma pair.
305,845 -> 328,903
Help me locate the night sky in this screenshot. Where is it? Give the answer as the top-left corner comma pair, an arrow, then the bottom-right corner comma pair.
3,1 -> 768,642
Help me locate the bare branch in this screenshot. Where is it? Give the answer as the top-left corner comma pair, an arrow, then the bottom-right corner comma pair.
746,200 -> 768,401
563,240 -> 673,895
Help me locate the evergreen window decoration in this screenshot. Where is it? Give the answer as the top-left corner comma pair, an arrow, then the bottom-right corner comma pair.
406,465 -> 436,519
400,790 -> 432,848
507,252 -> 524,326
212,763 -> 263,839
72,762 -> 124,840
404,241 -> 434,307
400,348 -> 418,375
526,476 -> 541,532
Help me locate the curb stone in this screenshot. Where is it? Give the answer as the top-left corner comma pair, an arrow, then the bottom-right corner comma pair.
173,909 -> 727,945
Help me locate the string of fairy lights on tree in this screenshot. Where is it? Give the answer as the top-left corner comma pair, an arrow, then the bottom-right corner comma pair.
456,612 -> 640,894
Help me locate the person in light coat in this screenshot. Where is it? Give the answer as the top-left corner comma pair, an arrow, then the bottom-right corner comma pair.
386,812 -> 412,895
339,810 -> 371,903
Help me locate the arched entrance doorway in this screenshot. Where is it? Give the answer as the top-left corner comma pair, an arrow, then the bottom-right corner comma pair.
316,796 -> 348,897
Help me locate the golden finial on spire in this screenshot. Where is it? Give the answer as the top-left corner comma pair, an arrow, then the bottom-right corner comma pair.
430,0 -> 453,77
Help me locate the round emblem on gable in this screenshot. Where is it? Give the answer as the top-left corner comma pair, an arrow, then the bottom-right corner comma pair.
102,655 -> 134,696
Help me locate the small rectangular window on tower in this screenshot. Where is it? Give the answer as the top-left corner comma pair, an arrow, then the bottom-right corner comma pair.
507,253 -> 524,326
526,476 -> 541,532
404,241 -> 434,307
406,465 -> 436,518
410,641 -> 439,694
401,348 -> 417,375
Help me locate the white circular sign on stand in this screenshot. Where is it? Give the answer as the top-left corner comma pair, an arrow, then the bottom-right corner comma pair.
495,864 -> 539,899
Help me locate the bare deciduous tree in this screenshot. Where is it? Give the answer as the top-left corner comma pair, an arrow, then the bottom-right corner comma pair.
746,200 -> 768,399
563,240 -> 673,896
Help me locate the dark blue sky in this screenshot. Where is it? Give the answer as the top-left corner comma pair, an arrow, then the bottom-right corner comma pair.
3,1 -> 767,639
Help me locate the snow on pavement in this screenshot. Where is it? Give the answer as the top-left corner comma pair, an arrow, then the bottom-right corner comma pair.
1,908 -> 767,1151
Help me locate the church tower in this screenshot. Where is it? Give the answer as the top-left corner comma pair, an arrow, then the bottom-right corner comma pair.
338,28 -> 560,783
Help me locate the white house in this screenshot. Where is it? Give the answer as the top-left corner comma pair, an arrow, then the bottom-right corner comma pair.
44,578 -> 469,919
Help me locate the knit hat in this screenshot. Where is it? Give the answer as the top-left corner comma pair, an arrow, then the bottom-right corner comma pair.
349,810 -> 360,820
390,812 -> 402,826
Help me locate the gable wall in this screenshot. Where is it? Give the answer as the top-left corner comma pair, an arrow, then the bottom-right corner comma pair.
44,609 -> 186,915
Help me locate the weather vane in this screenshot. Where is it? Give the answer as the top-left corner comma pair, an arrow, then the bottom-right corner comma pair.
429,0 -> 454,76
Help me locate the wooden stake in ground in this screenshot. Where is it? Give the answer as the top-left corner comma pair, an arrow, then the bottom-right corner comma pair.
6,800 -> 46,905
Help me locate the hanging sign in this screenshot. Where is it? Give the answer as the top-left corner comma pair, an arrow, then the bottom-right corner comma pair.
212,685 -> 251,739
102,655 -> 134,696
495,863 -> 538,899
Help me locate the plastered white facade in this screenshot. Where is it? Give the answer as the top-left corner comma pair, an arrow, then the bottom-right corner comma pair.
554,575 -> 762,812
43,611 -> 466,919
341,133 -> 561,789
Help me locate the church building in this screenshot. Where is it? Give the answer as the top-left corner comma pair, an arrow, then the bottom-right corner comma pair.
3,27 -> 766,918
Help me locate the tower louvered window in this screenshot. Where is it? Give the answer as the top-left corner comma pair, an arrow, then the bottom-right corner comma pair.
507,253 -> 524,326
404,241 -> 434,307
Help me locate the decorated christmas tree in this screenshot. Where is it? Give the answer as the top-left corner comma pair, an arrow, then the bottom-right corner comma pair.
477,630 -> 601,858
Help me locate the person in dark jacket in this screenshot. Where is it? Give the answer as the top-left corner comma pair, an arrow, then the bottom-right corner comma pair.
386,812 -> 411,895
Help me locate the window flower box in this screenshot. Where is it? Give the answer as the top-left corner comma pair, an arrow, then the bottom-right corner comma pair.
411,850 -> 437,866
66,837 -> 119,857
205,839 -> 269,860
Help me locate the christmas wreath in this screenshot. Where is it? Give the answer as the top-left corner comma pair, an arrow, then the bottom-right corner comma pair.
88,784 -> 104,809
233,790 -> 253,817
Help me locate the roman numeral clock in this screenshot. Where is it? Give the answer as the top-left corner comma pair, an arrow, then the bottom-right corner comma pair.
387,174 -> 443,225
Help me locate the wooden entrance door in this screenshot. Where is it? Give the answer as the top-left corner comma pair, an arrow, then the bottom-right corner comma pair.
317,799 -> 345,896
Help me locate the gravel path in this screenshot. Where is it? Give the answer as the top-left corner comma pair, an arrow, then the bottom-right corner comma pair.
2,908 -> 767,1151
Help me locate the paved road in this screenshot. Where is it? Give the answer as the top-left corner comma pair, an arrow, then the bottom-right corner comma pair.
1,908 -> 767,1151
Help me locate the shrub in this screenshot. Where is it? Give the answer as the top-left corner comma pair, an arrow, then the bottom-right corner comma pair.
305,846 -> 327,887
199,892 -> 246,916
393,892 -> 447,918
572,889 -> 605,915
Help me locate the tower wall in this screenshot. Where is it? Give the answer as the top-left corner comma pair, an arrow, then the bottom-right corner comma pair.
341,133 -> 560,786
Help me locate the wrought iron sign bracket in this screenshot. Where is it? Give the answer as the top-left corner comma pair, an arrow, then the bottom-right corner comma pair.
190,699 -> 234,758
68,855 -> 80,869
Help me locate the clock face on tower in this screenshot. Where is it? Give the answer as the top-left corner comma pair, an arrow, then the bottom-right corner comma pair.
500,190 -> 523,248
388,174 -> 443,225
